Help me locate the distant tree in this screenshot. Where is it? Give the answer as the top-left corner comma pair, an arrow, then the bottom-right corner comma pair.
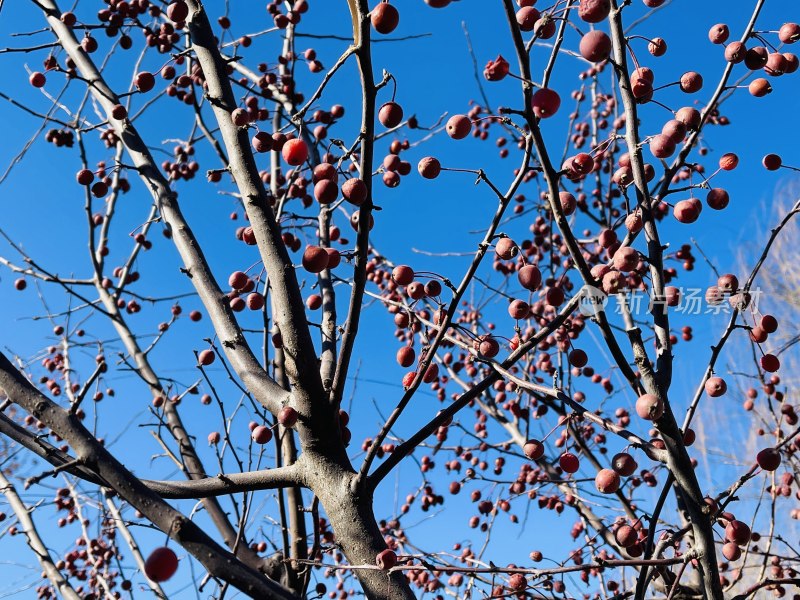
0,1 -> 798,599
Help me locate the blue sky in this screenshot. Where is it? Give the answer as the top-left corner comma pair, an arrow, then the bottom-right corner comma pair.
1,0 -> 799,596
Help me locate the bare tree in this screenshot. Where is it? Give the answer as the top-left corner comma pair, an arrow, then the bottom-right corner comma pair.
0,0 -> 799,599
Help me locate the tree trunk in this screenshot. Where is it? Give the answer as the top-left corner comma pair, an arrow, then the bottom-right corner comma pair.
310,460 -> 415,600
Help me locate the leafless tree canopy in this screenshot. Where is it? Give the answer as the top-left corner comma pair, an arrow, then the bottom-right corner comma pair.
0,0 -> 799,599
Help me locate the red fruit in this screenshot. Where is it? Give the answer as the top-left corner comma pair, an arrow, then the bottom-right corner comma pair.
108,103 -> 127,121
762,154 -> 782,170
189,310 -> 202,322
568,349 -> 588,368
495,237 -> 517,260
251,425 -> 273,444
746,47 -> 770,69
722,542 -> 741,561
612,452 -> 637,476
725,520 -> 751,545
382,171 -> 400,187
673,198 -> 701,224
649,37 -> 667,57
14,278 -> 26,291
679,71 -> 703,93
483,55 -> 510,81
649,134 -> 676,159
518,264 -> 541,290
302,246 -> 329,273
559,452 -> 580,473
760,314 -> 778,333
406,281 -> 426,300
247,292 -> 265,310
446,114 -> 471,139
595,469 -> 620,494
515,7 -> 540,31
144,547 -> 178,582
719,153 -> 738,171
231,108 -> 249,127
665,286 -> 681,306
508,573 -> 527,591
748,78 -> 772,97
424,280 -> 441,297
631,77 -> 653,102
208,431 -> 220,445
478,337 -> 500,358
756,448 -> 780,471
632,66 -> 654,83
571,153 -> 594,174
508,299 -> 529,320
135,71 -> 155,93
282,138 -> 309,166
81,36 -> 98,54
198,349 -> 216,366
418,157 -> 441,179
375,549 -> 397,570
314,179 -> 338,204
531,88 -> 560,118
378,102 -> 403,128
612,246 -> 638,272
578,0 -> 610,23
684,428 -> 696,446
559,191 -> 576,215
76,169 -> 94,186
545,286 -> 565,307
278,406 -> 299,428
717,274 -> 739,294
724,41 -> 746,63
61,12 -> 77,27
750,327 -> 767,343
166,1 -> 189,22
615,525 -> 637,547
579,30 -> 612,63
383,154 -> 402,171
29,72 -> 46,88
635,393 -> 663,421
625,213 -> 643,233
599,229 -> 618,248
228,271 -> 248,290
396,346 -> 415,367
392,265 -> 414,285
91,181 -> 109,198
779,22 -> 800,44
760,354 -> 780,372
242,225 -> 258,246
765,52 -> 788,76
325,248 -> 341,269
342,178 -> 368,205
371,3 -> 399,35
313,163 -> 337,183
602,270 -> 625,294
704,376 -> 727,397
706,188 -> 729,210
708,23 -> 729,44
306,294 -> 322,310
252,132 -> 273,153
676,107 -> 701,130
523,439 -> 544,460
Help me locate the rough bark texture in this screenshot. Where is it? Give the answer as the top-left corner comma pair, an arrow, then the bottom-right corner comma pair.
306,458 -> 416,600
